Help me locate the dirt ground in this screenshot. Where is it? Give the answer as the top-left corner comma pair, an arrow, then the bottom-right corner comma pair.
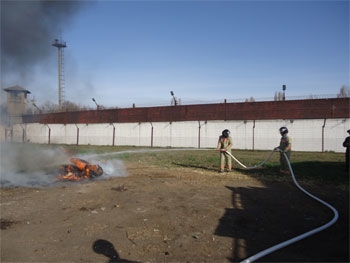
0,162 -> 349,263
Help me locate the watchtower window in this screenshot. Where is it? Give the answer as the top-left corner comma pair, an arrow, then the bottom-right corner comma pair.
10,91 -> 22,101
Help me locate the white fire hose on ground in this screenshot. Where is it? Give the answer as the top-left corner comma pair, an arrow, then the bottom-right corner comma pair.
223,149 -> 339,263
225,150 -> 275,170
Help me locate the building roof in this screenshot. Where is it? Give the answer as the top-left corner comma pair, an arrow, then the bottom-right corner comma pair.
3,85 -> 31,94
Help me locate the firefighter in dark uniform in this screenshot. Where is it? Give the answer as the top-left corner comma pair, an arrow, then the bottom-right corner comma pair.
343,129 -> 350,173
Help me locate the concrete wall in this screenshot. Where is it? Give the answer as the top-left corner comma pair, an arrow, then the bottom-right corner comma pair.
7,118 -> 350,153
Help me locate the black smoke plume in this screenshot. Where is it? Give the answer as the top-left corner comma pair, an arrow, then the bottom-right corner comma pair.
0,0 -> 87,91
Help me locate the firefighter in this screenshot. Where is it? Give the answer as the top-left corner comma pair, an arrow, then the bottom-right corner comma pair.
343,129 -> 350,173
275,127 -> 292,174
216,129 -> 233,173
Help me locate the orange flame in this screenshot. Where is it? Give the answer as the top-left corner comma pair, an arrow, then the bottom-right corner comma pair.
57,158 -> 103,182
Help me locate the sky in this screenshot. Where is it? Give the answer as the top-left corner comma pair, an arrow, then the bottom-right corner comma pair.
1,0 -> 349,109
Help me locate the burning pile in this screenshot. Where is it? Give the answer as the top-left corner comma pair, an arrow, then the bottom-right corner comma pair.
57,158 -> 103,181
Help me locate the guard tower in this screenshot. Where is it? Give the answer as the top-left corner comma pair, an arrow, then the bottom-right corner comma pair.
52,38 -> 66,110
3,85 -> 31,125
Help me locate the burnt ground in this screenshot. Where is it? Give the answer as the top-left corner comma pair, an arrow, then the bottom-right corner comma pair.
0,162 -> 349,263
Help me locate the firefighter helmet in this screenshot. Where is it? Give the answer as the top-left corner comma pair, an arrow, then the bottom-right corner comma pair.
279,127 -> 288,135
222,129 -> 230,138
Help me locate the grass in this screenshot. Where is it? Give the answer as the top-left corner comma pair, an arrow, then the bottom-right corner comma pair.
5,143 -> 346,185
58,145 -> 348,186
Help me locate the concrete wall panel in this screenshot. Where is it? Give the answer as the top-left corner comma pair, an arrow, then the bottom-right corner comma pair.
6,118 -> 350,153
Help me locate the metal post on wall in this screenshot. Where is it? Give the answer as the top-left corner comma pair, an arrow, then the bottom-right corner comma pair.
322,118 -> 326,152
169,121 -> 172,147
150,122 -> 154,147
198,121 -> 201,149
252,120 -> 256,151
75,124 -> 79,146
111,123 -> 116,146
197,120 -> 207,149
224,99 -> 227,121
46,124 -> 51,144
20,124 -> 26,143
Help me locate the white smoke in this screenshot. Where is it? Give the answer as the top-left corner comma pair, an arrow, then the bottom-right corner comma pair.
72,153 -> 128,179
94,159 -> 127,178
0,143 -> 127,187
0,143 -> 70,186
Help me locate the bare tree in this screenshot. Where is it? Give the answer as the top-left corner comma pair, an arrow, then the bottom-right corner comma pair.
337,85 -> 350,98
245,96 -> 255,102
62,101 -> 91,111
41,101 -> 58,113
39,100 -> 92,113
274,91 -> 283,101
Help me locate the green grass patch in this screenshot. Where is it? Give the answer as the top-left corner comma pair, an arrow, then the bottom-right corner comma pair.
30,144 -> 348,186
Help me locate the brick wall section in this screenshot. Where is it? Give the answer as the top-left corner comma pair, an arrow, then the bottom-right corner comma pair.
22,98 -> 349,124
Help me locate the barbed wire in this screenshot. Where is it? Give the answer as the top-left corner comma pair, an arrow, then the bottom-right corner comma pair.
114,94 -> 346,109
6,93 -> 347,115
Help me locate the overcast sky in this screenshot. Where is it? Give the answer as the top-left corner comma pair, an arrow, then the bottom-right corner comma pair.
1,0 -> 349,108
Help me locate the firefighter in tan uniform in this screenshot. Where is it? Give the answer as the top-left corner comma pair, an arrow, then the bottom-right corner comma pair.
216,129 -> 233,173
275,127 -> 292,174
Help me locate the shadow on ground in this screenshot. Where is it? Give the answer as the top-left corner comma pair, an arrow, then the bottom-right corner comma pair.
214,183 -> 349,262
93,239 -> 139,263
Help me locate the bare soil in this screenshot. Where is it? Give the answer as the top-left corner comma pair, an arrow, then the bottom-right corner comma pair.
0,163 -> 349,262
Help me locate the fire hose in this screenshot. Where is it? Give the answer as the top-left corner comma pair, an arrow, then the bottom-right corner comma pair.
225,150 -> 275,170
223,149 -> 339,263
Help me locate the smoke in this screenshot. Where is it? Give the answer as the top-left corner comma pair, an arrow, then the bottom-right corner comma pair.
96,159 -> 127,178
0,143 -> 127,187
0,0 -> 88,104
0,143 -> 70,186
1,0 -> 84,72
